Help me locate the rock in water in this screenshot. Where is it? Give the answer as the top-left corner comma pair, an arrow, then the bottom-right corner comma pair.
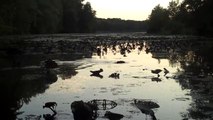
104,111 -> 124,120
71,101 -> 94,120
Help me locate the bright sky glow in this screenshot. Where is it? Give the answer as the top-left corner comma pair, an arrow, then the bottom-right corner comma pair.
85,0 -> 182,21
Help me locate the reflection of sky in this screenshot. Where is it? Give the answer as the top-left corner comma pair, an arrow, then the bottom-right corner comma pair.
18,45 -> 191,120
85,0 -> 183,20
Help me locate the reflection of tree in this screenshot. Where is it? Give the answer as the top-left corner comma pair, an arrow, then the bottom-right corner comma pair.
168,53 -> 181,67
176,43 -> 213,119
1,35 -> 213,120
91,41 -> 144,57
0,68 -> 56,120
58,65 -> 78,80
142,40 -> 213,119
0,38 -> 93,120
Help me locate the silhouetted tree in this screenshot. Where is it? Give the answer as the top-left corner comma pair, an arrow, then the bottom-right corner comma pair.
0,0 -> 96,35
168,1 -> 179,19
148,5 -> 169,33
62,0 -> 82,33
0,0 -> 16,34
148,0 -> 213,36
34,0 -> 63,33
166,1 -> 185,34
79,2 -> 96,32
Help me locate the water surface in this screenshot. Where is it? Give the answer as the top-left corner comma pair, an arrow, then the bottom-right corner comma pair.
1,33 -> 213,120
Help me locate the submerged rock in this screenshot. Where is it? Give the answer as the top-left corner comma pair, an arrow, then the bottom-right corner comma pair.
43,59 -> 58,69
109,73 -> 120,79
90,68 -> 103,75
115,61 -> 125,64
151,69 -> 162,77
104,111 -> 124,120
90,68 -> 104,79
151,77 -> 162,82
43,113 -> 56,120
163,68 -> 169,76
71,101 -> 97,120
134,99 -> 160,109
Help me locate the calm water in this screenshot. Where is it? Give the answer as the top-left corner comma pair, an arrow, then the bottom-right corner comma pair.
1,33 -> 213,120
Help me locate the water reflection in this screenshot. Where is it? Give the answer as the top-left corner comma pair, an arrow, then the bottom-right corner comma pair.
0,59 -> 79,119
151,77 -> 162,82
71,99 -> 118,120
0,35 -> 213,119
1,69 -> 50,120
58,65 -> 78,80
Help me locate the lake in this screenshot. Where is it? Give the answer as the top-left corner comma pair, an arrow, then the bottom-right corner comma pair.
1,33 -> 213,120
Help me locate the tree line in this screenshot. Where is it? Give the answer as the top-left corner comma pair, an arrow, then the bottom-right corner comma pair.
147,0 -> 213,36
0,0 -> 96,35
96,18 -> 147,32
0,0 -> 147,35
1,0 -> 212,36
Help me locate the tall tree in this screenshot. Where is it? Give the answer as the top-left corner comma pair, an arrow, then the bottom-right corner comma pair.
168,1 -> 179,20
179,0 -> 213,35
62,0 -> 83,33
166,1 -> 185,34
0,0 -> 97,35
147,0 -> 213,35
148,5 -> 170,33
79,2 -> 96,32
35,0 -> 63,33
0,0 -> 16,34
13,0 -> 38,34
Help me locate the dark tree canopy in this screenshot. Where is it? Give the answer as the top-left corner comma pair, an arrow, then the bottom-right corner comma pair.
148,5 -> 170,33
147,0 -> 213,36
1,0 -> 212,36
0,0 -> 96,35
79,2 -> 96,33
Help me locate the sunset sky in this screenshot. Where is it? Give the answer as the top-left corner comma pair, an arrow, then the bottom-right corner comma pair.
85,0 -> 182,21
